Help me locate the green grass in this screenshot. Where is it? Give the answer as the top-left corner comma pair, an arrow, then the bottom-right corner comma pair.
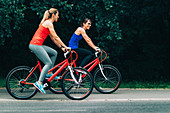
0,78 -> 6,88
120,81 -> 170,89
1,77 -> 170,89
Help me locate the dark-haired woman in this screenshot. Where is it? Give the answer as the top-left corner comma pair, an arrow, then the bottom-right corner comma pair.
68,18 -> 100,67
29,8 -> 71,94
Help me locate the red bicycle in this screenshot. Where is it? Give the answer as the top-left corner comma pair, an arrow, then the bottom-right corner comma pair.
6,50 -> 93,100
83,50 -> 121,94
52,50 -> 122,94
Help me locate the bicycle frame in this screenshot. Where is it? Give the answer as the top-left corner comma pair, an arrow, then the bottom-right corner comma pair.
22,50 -> 78,85
47,59 -> 69,82
72,50 -> 107,73
23,61 -> 42,85
76,58 -> 100,72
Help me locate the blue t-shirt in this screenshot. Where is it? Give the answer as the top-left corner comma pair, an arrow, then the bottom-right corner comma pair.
69,33 -> 83,49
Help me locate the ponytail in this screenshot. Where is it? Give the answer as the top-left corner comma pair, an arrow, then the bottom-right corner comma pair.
40,8 -> 58,25
48,10 -> 52,19
40,10 -> 50,24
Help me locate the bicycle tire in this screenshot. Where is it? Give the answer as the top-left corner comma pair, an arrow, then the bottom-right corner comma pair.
49,69 -> 68,94
93,65 -> 121,94
61,67 -> 93,100
6,66 -> 38,99
49,79 -> 63,94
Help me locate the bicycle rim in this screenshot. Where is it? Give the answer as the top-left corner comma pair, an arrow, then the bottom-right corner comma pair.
6,66 -> 38,99
94,65 -> 121,94
49,79 -> 63,94
49,69 -> 68,94
61,67 -> 93,100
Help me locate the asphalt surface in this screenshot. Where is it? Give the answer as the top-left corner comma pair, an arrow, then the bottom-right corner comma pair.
0,88 -> 170,113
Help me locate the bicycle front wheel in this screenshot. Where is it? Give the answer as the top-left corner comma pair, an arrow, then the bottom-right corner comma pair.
93,65 -> 121,94
6,66 -> 38,99
61,67 -> 93,100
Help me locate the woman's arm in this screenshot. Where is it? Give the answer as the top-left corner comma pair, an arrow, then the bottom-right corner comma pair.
49,34 -> 62,48
44,21 -> 71,51
49,34 -> 66,52
80,29 -> 99,51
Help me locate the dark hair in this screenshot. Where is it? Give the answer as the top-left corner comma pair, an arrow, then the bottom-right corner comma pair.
80,18 -> 91,27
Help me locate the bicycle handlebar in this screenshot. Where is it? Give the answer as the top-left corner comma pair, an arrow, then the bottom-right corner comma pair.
64,50 -> 78,64
95,50 -> 107,63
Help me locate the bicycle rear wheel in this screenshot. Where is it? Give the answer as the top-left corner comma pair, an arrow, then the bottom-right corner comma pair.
6,66 -> 38,99
61,67 -> 93,100
49,79 -> 63,94
93,65 -> 121,94
49,69 -> 68,94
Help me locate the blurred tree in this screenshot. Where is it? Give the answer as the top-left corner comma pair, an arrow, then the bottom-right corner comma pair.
0,0 -> 169,81
0,0 -> 26,46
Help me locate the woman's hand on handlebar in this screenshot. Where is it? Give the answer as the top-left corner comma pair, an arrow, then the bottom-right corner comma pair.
65,47 -> 71,52
95,46 -> 101,52
61,47 -> 66,52
61,46 -> 71,52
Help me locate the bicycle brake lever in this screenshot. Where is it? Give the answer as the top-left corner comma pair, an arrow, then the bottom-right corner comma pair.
64,51 -> 69,58
64,51 -> 72,58
95,49 -> 102,57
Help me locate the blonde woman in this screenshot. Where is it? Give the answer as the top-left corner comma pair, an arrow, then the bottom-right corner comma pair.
29,8 -> 71,94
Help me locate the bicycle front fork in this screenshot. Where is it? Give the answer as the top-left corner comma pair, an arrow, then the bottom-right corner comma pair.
68,66 -> 79,84
98,64 -> 108,80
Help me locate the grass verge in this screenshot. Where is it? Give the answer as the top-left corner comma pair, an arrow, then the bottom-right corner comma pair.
1,77 -> 170,89
0,78 -> 6,88
120,81 -> 170,89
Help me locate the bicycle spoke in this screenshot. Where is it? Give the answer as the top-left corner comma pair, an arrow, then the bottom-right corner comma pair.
107,80 -> 117,86
62,67 -> 93,100
11,74 -> 20,81
94,65 -> 121,93
6,66 -> 38,99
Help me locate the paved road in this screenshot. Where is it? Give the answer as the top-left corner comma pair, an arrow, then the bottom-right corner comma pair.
1,88 -> 170,113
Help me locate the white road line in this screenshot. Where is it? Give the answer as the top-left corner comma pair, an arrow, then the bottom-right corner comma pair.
1,98 -> 170,102
0,110 -> 86,112
89,98 -> 170,101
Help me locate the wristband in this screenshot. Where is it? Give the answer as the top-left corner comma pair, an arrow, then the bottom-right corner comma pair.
60,46 -> 64,49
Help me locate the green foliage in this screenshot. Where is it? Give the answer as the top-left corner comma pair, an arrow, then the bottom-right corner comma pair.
28,0 -> 123,62
0,0 -> 26,45
0,0 -> 169,82
118,0 -> 170,81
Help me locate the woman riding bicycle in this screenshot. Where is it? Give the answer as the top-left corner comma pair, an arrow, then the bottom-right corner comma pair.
29,8 -> 71,94
68,18 -> 100,67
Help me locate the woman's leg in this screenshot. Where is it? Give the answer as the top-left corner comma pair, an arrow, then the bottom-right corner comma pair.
42,45 -> 58,68
29,44 -> 53,83
74,48 -> 93,67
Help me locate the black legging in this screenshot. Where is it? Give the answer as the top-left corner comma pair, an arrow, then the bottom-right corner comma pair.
73,48 -> 93,67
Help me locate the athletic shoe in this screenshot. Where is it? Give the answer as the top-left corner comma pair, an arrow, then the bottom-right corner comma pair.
45,73 -> 61,80
33,81 -> 46,94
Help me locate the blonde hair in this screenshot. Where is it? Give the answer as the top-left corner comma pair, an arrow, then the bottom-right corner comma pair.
48,8 -> 58,19
40,8 -> 58,24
